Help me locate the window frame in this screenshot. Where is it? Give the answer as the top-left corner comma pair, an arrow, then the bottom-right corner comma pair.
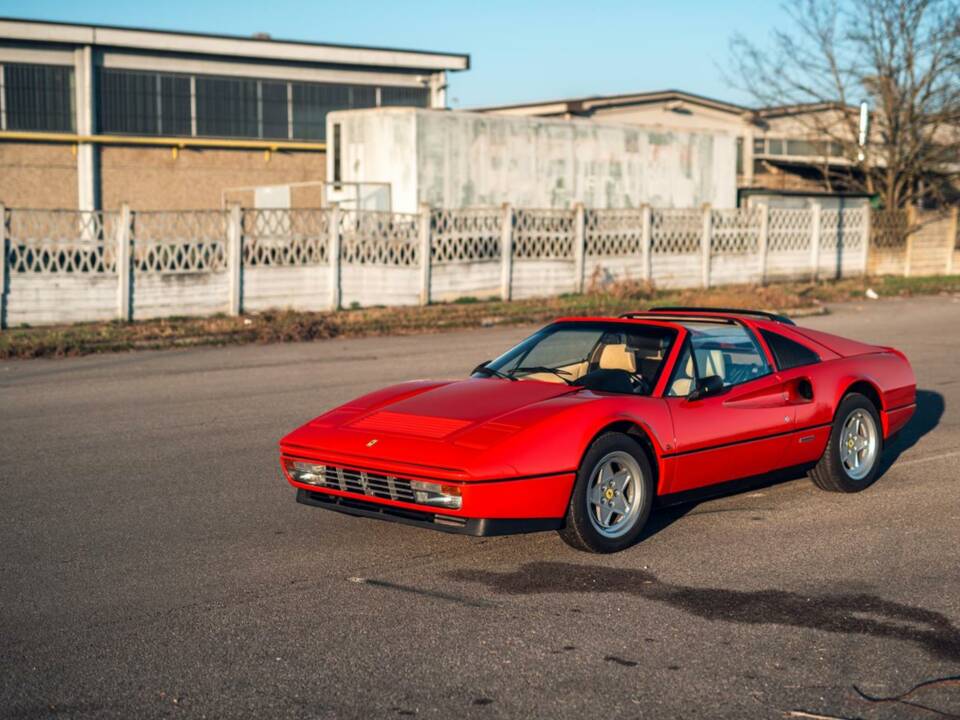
98,67 -> 430,142
2,62 -> 75,133
664,320 -> 774,398
758,328 -> 821,372
481,321 -> 679,396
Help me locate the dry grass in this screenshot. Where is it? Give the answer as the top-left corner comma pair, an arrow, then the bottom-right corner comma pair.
2,274 -> 958,360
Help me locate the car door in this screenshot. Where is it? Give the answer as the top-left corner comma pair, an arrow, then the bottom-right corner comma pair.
663,322 -> 797,494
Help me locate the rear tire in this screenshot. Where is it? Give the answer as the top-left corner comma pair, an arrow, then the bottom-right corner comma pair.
810,392 -> 883,493
558,432 -> 654,553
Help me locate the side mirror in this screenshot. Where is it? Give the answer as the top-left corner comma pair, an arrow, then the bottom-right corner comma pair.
687,375 -> 724,402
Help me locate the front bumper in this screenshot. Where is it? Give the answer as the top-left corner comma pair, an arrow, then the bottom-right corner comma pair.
296,488 -> 563,536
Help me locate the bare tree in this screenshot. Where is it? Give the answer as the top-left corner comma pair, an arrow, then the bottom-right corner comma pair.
730,0 -> 960,208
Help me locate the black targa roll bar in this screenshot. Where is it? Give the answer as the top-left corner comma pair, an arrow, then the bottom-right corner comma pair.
619,306 -> 796,326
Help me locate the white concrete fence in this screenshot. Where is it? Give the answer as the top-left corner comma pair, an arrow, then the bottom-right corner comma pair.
0,203 -> 875,328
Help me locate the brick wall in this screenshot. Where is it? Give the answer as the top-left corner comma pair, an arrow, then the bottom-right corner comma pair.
100,147 -> 326,210
0,143 -> 78,209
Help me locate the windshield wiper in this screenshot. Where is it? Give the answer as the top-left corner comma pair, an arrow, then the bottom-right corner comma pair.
510,366 -> 573,384
472,363 -> 517,381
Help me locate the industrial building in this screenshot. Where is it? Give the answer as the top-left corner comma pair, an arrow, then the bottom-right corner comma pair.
327,107 -> 737,211
0,17 -> 468,210
477,90 -> 869,208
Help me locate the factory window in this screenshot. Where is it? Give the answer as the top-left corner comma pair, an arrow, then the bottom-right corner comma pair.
292,83 -> 376,141
260,81 -> 289,139
97,68 -> 428,142
196,76 -> 259,137
332,123 -> 342,185
1,63 -> 74,132
754,137 -> 845,159
100,69 -> 191,135
380,86 -> 430,107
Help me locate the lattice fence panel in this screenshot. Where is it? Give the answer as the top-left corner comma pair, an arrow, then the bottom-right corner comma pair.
340,210 -> 420,266
585,209 -> 645,256
871,209 -> 909,249
651,209 -> 702,253
768,209 -> 812,252
242,209 -> 330,267
133,211 -> 228,274
7,210 -> 119,274
431,208 -> 501,264
711,208 -> 760,254
513,209 -> 575,259
820,208 -> 865,250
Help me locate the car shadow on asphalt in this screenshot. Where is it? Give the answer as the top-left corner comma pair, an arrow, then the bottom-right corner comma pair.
447,561 -> 960,663
647,388 -> 945,537
877,388 -> 944,479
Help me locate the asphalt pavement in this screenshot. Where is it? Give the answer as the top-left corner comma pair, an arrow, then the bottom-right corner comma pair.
1,296 -> 959,719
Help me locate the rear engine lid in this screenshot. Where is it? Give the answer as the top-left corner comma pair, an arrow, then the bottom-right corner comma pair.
790,326 -> 884,358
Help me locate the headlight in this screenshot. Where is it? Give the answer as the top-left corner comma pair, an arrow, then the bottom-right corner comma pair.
284,459 -> 325,485
410,480 -> 462,509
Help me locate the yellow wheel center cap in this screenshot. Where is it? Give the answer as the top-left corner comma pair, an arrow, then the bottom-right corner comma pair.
604,488 -> 615,501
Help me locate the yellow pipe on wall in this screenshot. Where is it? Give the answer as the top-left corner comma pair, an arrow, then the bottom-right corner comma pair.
0,130 -> 326,152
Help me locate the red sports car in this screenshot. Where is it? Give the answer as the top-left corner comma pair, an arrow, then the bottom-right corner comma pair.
279,307 -> 916,553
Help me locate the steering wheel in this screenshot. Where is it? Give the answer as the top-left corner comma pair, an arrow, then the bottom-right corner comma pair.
627,372 -> 650,394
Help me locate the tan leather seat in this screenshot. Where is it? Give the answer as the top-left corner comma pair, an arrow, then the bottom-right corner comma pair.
697,349 -> 726,380
669,355 -> 695,397
669,349 -> 726,397
599,344 -> 637,373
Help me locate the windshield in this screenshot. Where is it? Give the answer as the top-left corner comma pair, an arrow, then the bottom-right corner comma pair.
475,322 -> 677,395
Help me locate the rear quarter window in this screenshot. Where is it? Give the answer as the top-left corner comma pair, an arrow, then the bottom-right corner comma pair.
760,329 -> 820,370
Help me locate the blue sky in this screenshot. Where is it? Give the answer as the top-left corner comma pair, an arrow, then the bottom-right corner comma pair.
1,0 -> 788,108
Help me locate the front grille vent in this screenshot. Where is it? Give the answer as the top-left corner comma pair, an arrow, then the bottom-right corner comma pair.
312,465 -> 416,504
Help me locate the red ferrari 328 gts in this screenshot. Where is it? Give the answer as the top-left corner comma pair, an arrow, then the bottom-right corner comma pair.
280,307 -> 916,553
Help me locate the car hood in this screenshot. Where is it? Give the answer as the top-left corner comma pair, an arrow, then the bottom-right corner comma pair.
280,378 -> 586,479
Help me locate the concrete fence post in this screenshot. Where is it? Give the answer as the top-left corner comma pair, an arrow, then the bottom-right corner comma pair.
757,204 -> 769,285
0,203 -> 7,330
861,205 -> 872,277
328,203 -> 342,310
573,203 -> 586,293
419,203 -> 432,306
946,207 -> 958,276
227,203 -> 242,316
700,204 -> 712,288
904,205 -> 917,278
115,203 -> 132,321
809,203 -> 822,282
641,204 -> 652,282
500,203 -> 513,301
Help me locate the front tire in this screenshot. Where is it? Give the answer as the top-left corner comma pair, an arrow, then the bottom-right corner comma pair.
810,392 -> 883,492
558,432 -> 654,553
